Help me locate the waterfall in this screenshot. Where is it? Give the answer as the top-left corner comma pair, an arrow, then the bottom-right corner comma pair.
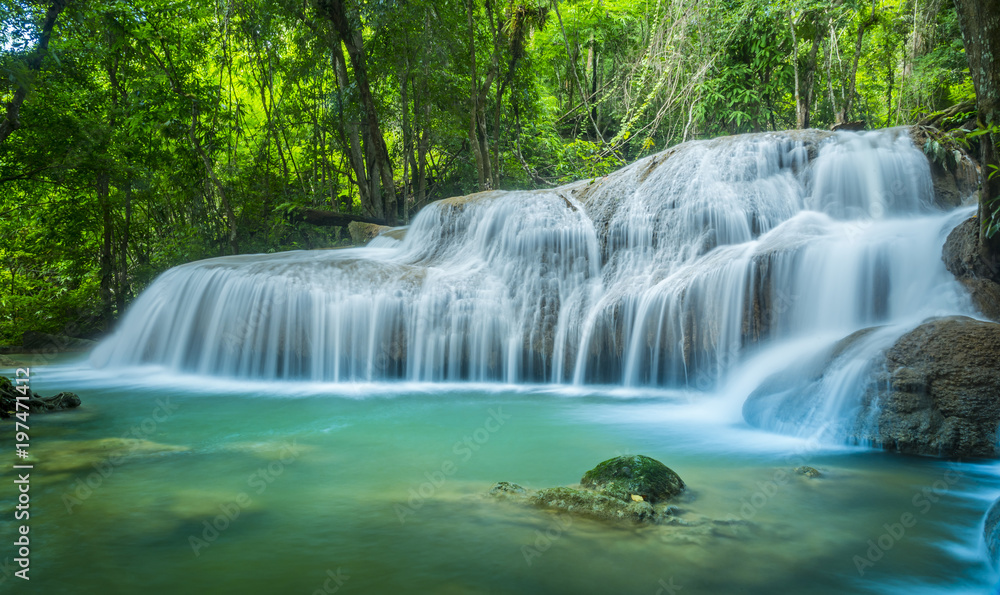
92,127 -> 973,396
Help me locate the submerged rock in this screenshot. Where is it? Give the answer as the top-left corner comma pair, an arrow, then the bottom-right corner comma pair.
531,486 -> 668,524
489,481 -> 527,498
580,455 -> 685,503
28,391 -> 81,412
28,437 -> 189,473
943,216 -> 1000,322
795,466 -> 821,478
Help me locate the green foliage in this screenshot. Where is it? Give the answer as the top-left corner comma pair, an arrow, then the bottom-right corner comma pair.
0,0 -> 977,341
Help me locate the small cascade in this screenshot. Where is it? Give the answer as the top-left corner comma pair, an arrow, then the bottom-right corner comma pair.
92,127 -> 974,404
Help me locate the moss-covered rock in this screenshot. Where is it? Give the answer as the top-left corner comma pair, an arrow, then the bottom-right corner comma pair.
530,486 -> 668,524
580,455 -> 685,503
488,455 -> 685,525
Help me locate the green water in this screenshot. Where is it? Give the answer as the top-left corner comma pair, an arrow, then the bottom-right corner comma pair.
1,362 -> 998,594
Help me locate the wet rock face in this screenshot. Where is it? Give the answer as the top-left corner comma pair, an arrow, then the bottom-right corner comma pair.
856,316 -> 1000,458
943,216 -> 1000,322
909,127 -> 980,209
743,316 -> 1000,459
580,455 -> 686,503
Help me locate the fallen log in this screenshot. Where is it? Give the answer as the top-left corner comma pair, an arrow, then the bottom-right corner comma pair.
288,207 -> 387,228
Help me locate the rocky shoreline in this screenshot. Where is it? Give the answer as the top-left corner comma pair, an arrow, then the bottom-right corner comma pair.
0,375 -> 82,419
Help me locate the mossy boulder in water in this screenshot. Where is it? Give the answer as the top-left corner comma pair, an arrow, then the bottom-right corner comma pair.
580,455 -> 685,503
488,455 -> 685,525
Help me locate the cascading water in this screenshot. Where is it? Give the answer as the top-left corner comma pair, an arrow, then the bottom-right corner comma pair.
45,125 -> 999,595
92,127 -> 976,432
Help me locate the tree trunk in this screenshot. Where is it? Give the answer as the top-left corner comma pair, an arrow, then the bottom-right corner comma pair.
825,23 -> 839,118
905,0 -> 943,78
401,63 -> 411,224
953,0 -> 1000,269
589,35 -> 599,128
838,1 -> 878,124
118,182 -> 132,315
318,0 -> 397,225
189,107 -> 238,254
553,0 -> 604,143
329,39 -> 372,215
288,207 -> 387,227
98,171 -> 114,328
467,0 -> 488,190
0,0 -> 68,144
799,19 -> 824,129
790,11 -> 801,128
